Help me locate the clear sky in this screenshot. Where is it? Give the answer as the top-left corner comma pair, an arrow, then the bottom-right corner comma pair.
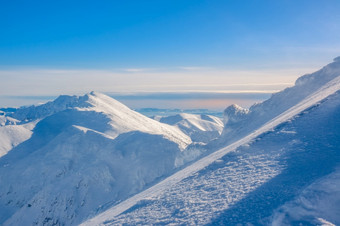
1,0 -> 340,109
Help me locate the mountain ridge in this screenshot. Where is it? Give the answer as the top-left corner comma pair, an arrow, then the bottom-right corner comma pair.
213,56 -> 340,149
0,92 -> 196,225
1,58 -> 340,225
82,60 -> 340,225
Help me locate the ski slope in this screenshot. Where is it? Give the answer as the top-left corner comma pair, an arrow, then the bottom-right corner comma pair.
82,75 -> 340,225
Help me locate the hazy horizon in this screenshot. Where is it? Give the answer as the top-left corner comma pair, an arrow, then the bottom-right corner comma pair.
0,91 -> 273,111
1,1 -> 340,105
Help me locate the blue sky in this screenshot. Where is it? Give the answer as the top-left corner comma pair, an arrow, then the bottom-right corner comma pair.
1,0 -> 340,108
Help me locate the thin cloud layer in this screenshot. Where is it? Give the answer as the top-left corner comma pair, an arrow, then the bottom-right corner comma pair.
0,67 -> 314,97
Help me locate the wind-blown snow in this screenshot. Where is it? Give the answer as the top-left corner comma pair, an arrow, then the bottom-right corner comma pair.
223,104 -> 249,125
214,57 -> 340,148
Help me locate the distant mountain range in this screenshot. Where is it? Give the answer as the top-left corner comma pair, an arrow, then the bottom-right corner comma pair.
1,57 -> 340,225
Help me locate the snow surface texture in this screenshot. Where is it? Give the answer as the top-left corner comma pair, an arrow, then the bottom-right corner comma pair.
271,167 -> 340,226
83,61 -> 340,225
154,113 -> 224,143
0,92 -> 197,225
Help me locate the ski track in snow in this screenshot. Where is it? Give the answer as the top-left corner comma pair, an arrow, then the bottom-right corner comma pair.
81,76 -> 340,225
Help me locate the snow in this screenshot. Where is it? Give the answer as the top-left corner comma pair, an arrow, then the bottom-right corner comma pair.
0,92 -> 192,225
333,56 -> 340,62
81,68 -> 340,225
136,108 -> 223,118
271,168 -> 340,226
223,104 -> 249,125
10,94 -> 91,122
0,125 -> 33,157
154,113 -> 223,143
1,58 -> 340,225
214,57 -> 340,149
0,115 -> 37,157
6,92 -> 191,150
1,129 -> 182,225
81,92 -> 192,149
0,115 -> 19,126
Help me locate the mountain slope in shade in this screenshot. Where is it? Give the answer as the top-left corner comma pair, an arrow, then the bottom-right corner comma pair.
153,113 -> 224,143
82,60 -> 340,225
271,167 -> 340,225
1,128 -> 181,225
0,92 -> 192,225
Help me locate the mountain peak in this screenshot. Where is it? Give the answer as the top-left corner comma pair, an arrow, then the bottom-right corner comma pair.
9,92 -> 191,149
214,57 -> 340,149
294,56 -> 340,87
333,56 -> 340,62
223,104 -> 249,125
11,93 -> 92,121
10,92 -> 120,122
86,91 -> 101,98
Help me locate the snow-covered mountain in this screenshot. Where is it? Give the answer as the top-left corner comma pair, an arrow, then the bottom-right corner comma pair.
0,114 -> 37,157
0,92 -> 193,225
153,113 -> 223,143
1,58 -> 340,225
8,92 -> 191,149
83,58 -> 340,225
212,56 -> 340,148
